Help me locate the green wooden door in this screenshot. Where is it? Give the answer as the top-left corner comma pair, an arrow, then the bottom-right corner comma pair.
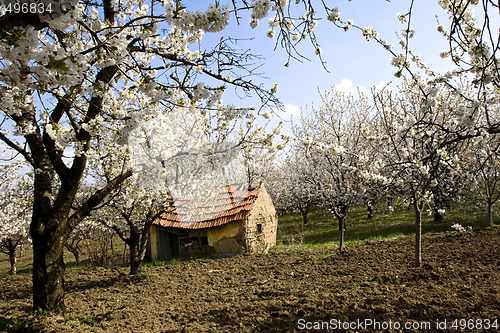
158,229 -> 180,262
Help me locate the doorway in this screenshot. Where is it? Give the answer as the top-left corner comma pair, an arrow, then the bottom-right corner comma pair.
157,229 -> 180,262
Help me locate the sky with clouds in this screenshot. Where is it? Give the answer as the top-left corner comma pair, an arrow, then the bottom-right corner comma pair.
1,1 -> 489,162
197,0 -> 466,125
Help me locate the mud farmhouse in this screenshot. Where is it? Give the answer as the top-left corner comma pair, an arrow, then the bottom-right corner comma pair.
147,184 -> 277,261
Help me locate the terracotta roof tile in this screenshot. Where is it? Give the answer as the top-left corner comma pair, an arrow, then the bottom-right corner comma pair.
154,184 -> 261,229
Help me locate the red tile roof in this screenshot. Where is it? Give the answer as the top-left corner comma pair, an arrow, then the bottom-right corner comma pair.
154,184 -> 261,229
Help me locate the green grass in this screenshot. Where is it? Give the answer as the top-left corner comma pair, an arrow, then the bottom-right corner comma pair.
0,315 -> 21,332
302,253 -> 334,263
0,261 -> 33,275
141,253 -> 207,268
275,200 -> 498,252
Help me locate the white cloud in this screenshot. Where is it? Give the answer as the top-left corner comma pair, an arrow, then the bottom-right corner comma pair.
333,78 -> 393,95
274,103 -> 301,118
334,78 -> 370,95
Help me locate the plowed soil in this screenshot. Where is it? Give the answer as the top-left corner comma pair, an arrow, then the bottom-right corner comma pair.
1,228 -> 500,332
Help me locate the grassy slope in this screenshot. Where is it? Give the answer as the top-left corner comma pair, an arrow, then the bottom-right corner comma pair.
275,200 -> 496,252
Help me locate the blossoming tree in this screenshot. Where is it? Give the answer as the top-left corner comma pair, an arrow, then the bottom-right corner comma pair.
370,78 -> 475,267
0,0 -> 294,313
86,99 -> 283,275
0,160 -> 32,275
462,132 -> 500,227
274,146 -> 321,225
388,0 -> 499,144
363,0 -> 499,266
293,88 -> 387,251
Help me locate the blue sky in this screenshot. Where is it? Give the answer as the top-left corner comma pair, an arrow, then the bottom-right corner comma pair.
0,0 -> 482,161
197,0 -> 460,124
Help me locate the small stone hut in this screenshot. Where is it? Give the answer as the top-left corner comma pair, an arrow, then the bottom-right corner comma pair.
147,184 -> 277,262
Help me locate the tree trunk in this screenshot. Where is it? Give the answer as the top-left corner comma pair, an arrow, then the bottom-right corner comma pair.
111,209 -> 161,275
128,223 -> 153,275
31,230 -> 66,315
301,204 -> 310,225
413,201 -> 422,268
432,187 -> 444,222
72,249 -> 80,267
366,199 -> 374,219
29,168 -> 132,314
339,216 -> 345,252
387,195 -> 393,210
129,236 -> 140,275
28,158 -> 70,315
337,205 -> 348,231
7,238 -> 17,275
64,241 -> 81,267
487,198 -> 493,227
433,209 -> 443,222
10,251 -> 17,274
123,243 -> 127,264
332,204 -> 348,252
21,61 -> 126,315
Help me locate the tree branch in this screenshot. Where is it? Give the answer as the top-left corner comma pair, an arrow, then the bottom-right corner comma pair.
67,168 -> 133,232
0,131 -> 33,165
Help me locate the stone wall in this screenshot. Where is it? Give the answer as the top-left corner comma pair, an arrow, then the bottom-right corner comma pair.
244,184 -> 278,253
207,220 -> 245,255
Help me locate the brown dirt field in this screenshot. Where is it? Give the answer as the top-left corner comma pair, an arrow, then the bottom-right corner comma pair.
1,228 -> 500,332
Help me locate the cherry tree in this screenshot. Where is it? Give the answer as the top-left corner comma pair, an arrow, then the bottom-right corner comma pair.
359,0 -> 500,266
256,0 -> 499,259
81,176 -> 167,275
293,88 -> 387,251
0,160 -> 32,274
370,77 -> 476,267
323,0 -> 500,151
63,221 -> 88,267
362,0 -> 499,262
83,86 -> 285,274
274,147 -> 320,224
388,0 -> 499,144
64,182 -> 122,267
462,132 -> 500,227
241,125 -> 288,189
98,187 -> 166,275
0,0 -> 298,313
86,128 -> 172,276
